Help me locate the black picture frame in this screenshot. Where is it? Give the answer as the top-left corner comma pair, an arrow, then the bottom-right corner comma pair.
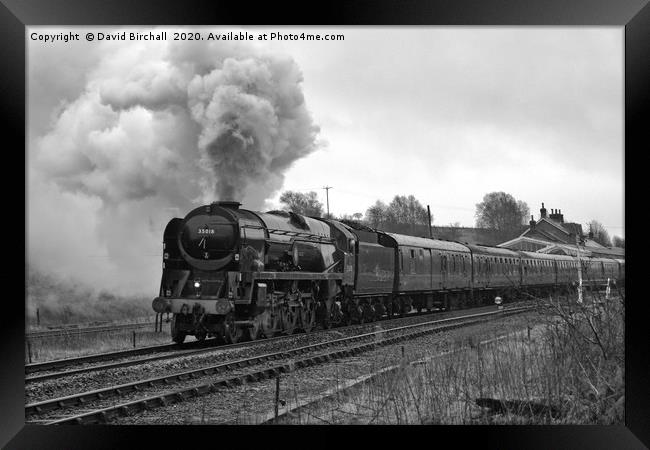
3,0 -> 647,448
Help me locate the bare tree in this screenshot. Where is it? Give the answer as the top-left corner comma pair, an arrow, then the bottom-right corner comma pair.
279,191 -> 324,217
365,200 -> 388,228
386,195 -> 429,225
475,192 -> 529,236
586,220 -> 612,247
612,235 -> 625,248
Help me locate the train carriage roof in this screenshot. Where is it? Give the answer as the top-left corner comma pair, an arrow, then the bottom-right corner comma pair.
464,244 -> 520,258
384,233 -> 470,253
519,251 -> 577,261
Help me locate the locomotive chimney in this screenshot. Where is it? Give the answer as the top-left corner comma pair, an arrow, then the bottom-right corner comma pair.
212,201 -> 241,209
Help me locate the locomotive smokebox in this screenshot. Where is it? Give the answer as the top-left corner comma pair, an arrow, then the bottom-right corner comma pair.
152,296 -> 172,313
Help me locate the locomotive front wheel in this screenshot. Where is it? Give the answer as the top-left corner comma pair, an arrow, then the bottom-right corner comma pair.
171,315 -> 187,344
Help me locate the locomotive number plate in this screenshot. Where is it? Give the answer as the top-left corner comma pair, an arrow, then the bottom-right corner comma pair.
197,228 -> 215,234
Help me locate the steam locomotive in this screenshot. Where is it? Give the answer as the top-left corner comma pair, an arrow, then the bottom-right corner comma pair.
152,201 -> 624,344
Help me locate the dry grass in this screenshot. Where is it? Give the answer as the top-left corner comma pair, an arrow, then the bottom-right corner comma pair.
279,289 -> 624,425
25,323 -> 172,363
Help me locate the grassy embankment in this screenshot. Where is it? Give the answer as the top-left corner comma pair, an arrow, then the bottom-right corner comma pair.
279,288 -> 625,425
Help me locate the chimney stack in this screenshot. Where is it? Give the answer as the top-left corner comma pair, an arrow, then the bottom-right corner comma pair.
529,215 -> 536,229
540,202 -> 547,219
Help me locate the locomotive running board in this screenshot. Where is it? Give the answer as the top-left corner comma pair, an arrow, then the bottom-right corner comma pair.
251,271 -> 344,281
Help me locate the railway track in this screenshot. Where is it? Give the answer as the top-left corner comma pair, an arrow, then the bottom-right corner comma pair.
26,340 -> 200,376
26,305 -> 531,425
25,303 -> 515,381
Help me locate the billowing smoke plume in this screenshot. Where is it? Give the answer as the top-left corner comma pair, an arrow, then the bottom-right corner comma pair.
28,35 -> 320,295
188,55 -> 318,205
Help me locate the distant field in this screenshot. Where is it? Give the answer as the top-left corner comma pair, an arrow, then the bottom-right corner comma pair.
26,267 -> 154,327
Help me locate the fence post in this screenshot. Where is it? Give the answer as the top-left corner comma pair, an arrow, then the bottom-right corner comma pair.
133,331 -> 136,348
27,339 -> 33,364
274,375 -> 281,420
36,308 -> 40,326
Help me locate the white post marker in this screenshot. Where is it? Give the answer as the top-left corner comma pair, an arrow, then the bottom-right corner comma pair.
606,278 -> 611,300
575,235 -> 583,304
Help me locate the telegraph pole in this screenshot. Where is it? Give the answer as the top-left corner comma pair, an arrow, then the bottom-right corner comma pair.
323,186 -> 332,218
575,233 -> 583,304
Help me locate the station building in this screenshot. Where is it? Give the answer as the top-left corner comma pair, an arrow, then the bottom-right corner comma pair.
497,203 -> 624,259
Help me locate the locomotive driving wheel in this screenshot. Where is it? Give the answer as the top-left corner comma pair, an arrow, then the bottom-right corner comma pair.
260,309 -> 281,338
317,301 -> 331,329
281,305 -> 299,334
300,298 -> 316,333
224,313 -> 244,344
246,316 -> 262,341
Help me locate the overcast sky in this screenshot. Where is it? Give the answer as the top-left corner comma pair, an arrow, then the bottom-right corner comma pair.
27,26 -> 623,294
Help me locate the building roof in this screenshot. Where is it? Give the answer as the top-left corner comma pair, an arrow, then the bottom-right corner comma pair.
499,202 -> 624,260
